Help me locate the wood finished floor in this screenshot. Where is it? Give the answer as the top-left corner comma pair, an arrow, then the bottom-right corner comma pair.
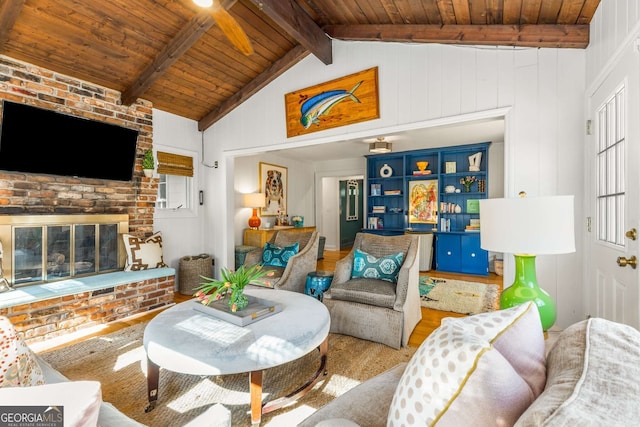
39,249 -> 503,352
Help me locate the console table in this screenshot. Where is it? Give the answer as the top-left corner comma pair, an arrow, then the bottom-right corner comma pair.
243,226 -> 316,247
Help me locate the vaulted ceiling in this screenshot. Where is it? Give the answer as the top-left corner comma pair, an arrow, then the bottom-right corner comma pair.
0,0 -> 600,131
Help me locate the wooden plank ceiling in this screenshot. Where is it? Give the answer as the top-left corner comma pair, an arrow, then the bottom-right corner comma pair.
0,0 -> 600,131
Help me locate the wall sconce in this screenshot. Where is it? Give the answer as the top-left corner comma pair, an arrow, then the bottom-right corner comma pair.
243,193 -> 265,229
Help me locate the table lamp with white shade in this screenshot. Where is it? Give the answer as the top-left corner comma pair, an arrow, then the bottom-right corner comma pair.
479,194 -> 575,331
243,193 -> 265,229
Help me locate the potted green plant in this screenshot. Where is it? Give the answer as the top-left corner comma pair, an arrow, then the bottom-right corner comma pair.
195,265 -> 273,312
142,149 -> 154,177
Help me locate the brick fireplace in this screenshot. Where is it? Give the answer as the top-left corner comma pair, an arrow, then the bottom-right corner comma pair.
0,56 -> 175,344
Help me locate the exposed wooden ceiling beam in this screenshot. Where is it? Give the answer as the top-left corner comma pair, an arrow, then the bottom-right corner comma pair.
247,0 -> 332,65
0,0 -> 25,50
121,0 -> 237,106
198,44 -> 310,131
324,24 -> 590,49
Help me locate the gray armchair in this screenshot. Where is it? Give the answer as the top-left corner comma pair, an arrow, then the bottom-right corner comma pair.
323,232 -> 421,349
243,230 -> 319,294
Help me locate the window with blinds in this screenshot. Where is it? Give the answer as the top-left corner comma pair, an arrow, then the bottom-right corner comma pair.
156,151 -> 194,210
157,152 -> 193,177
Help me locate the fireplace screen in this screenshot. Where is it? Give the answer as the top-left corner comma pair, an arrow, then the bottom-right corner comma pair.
14,223 -> 119,285
0,214 -> 128,287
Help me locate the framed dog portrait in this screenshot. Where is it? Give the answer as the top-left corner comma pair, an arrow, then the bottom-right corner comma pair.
260,162 -> 288,216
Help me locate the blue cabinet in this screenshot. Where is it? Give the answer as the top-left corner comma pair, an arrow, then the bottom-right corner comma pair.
365,142 -> 490,275
436,233 -> 488,275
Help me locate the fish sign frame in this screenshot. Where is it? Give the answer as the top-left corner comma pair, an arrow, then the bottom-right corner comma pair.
284,67 -> 379,138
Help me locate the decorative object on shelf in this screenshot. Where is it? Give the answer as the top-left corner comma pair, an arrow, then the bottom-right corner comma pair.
275,210 -> 289,226
285,67 -> 380,137
445,162 -> 457,174
259,162 -> 287,217
478,179 -> 486,193
243,193 -> 265,229
292,215 -> 304,228
142,149 -> 154,177
409,180 -> 438,224
466,199 -> 480,213
455,189 -> 461,193
479,194 -> 576,331
195,264 -> 274,313
444,185 -> 456,193
460,176 -> 477,192
468,152 -> 482,172
454,204 -> 462,213
416,161 -> 428,171
413,161 -> 431,175
370,183 -> 382,196
379,163 -> 393,177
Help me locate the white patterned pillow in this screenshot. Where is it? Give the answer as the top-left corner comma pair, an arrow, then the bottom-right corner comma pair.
387,302 -> 546,426
122,232 -> 167,271
0,316 -> 46,387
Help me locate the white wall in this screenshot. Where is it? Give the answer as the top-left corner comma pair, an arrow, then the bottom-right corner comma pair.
232,153 -> 316,245
586,0 -> 640,89
199,40 -> 586,328
151,109 -> 207,283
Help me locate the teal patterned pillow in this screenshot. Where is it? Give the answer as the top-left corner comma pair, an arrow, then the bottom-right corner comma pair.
262,241 -> 299,267
351,248 -> 404,283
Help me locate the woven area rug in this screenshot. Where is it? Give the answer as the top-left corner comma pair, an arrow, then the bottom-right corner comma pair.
39,322 -> 416,427
419,276 -> 499,315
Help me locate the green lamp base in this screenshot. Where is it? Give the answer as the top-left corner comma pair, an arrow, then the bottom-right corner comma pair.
500,254 -> 557,331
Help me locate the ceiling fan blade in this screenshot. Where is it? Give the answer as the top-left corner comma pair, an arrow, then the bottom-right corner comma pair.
210,2 -> 253,56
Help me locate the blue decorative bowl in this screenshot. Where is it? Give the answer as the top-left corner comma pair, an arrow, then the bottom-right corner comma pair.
292,216 -> 304,228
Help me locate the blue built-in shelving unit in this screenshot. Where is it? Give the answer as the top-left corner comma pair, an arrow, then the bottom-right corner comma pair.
365,142 -> 490,275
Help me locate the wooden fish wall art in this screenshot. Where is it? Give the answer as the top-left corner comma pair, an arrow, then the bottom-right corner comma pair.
284,67 -> 380,138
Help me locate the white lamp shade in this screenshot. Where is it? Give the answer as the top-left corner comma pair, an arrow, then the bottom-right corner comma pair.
243,193 -> 265,208
479,195 -> 576,255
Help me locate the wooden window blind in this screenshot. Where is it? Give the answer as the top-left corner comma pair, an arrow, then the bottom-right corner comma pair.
157,152 -> 193,177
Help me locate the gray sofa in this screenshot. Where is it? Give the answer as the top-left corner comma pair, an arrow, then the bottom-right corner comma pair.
299,303 -> 640,426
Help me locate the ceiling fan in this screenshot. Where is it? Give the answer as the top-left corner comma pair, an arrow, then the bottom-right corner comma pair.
192,0 -> 254,56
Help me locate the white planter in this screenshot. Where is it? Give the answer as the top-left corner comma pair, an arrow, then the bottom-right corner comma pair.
143,169 -> 153,178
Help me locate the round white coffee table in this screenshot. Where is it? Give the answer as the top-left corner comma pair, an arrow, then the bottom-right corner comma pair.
143,288 -> 330,425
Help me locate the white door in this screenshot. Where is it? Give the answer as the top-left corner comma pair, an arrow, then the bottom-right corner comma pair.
587,40 -> 640,328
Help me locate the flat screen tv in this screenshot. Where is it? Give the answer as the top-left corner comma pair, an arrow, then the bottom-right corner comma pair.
0,101 -> 139,181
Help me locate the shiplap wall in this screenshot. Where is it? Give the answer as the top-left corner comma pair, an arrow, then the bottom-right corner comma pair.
207,40 -> 586,328
586,0 -> 640,90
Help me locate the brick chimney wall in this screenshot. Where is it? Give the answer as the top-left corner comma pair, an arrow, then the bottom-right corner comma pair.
0,55 -> 156,236
0,56 -> 174,344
